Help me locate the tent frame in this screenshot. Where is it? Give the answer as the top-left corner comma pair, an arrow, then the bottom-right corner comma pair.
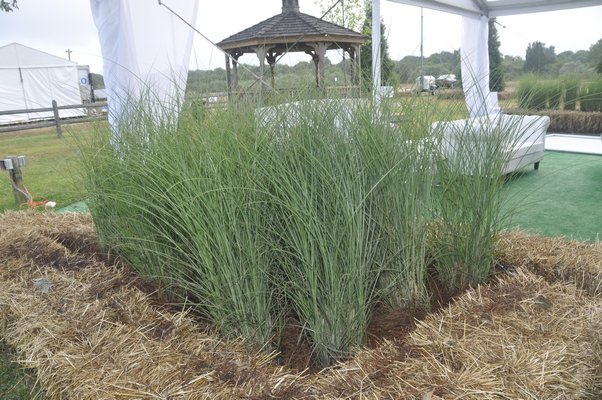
371,0 -> 602,106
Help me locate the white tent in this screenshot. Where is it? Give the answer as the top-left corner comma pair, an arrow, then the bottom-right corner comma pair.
89,0 -> 198,141
371,0 -> 602,116
0,43 -> 86,125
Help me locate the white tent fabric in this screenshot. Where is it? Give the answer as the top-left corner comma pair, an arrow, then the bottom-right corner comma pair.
384,0 -> 602,18
461,15 -> 499,118
0,43 -> 84,125
89,0 -> 199,138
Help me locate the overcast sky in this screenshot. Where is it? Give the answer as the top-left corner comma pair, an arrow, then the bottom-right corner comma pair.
1,0 -> 601,74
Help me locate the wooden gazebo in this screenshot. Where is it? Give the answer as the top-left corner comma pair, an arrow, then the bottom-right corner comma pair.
217,0 -> 367,96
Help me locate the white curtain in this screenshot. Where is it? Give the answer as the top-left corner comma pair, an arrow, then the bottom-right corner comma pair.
89,0 -> 198,138
461,14 -> 500,118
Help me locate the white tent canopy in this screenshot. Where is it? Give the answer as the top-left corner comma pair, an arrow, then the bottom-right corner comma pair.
383,0 -> 602,18
0,43 -> 85,125
90,0 -> 198,141
371,0 -> 602,117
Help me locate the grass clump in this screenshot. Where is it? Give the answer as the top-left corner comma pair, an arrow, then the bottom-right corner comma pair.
430,116 -> 511,291
83,90 -> 512,367
262,101 -> 382,364
579,78 -> 602,112
562,76 -> 581,111
83,102 -> 277,348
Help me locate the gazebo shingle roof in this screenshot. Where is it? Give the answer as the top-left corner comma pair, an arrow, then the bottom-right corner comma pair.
217,4 -> 365,52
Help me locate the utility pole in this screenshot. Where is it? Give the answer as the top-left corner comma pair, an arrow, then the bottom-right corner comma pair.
66,49 -> 72,61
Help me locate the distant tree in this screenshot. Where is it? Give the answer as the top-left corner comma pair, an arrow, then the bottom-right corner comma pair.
589,38 -> 602,68
0,0 -> 17,12
90,73 -> 105,89
502,55 -> 524,81
395,55 -> 420,83
524,41 -> 556,73
558,60 -> 590,76
360,2 -> 395,87
314,0 -> 365,32
488,18 -> 505,92
589,39 -> 602,74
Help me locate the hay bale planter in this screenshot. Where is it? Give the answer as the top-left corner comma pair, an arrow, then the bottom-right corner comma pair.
1,212 -> 600,399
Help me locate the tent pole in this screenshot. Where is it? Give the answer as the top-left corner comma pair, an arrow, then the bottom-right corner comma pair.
419,7 -> 424,91
372,0 -> 381,109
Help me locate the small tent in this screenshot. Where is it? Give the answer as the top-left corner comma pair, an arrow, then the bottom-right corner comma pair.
0,42 -> 86,124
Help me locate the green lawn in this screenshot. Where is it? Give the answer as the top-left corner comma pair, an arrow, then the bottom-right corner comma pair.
0,124 -> 95,212
0,341 -> 44,399
504,150 -> 602,242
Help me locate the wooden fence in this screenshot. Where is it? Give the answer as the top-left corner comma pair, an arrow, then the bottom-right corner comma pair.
0,101 -> 108,137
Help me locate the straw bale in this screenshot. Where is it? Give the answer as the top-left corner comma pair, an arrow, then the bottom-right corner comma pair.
1,212 -> 601,399
312,270 -> 601,399
497,230 -> 602,296
0,212 -> 311,399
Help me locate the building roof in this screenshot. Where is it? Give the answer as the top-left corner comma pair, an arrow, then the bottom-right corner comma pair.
0,42 -> 76,68
217,0 -> 366,54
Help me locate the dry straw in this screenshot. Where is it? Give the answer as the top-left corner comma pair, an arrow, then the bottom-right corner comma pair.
497,230 -> 602,296
0,211 -> 600,399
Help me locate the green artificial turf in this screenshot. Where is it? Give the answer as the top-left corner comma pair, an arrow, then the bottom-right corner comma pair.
504,150 -> 602,242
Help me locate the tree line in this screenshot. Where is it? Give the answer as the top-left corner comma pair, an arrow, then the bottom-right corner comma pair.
185,36 -> 601,95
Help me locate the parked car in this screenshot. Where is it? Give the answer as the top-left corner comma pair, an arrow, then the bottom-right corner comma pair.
436,74 -> 457,88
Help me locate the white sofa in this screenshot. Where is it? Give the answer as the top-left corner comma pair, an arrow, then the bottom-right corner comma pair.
431,114 -> 551,175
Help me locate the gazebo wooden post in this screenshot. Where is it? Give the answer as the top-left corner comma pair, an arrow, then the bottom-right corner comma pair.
308,42 -> 329,88
266,50 -> 283,90
225,53 -> 233,99
350,44 -> 361,96
255,45 -> 268,97
316,42 -> 328,89
305,49 -> 319,87
232,52 -> 241,94
307,42 -> 329,89
356,45 -> 362,96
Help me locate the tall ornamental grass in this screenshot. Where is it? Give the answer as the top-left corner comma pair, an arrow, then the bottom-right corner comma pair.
430,111 -> 519,292
257,99 -> 436,364
562,77 -> 580,111
83,102 -> 278,348
579,79 -> 602,112
83,89 -> 513,366
517,75 -> 548,110
261,100 -> 382,365
362,110 -> 437,308
546,80 -> 563,110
